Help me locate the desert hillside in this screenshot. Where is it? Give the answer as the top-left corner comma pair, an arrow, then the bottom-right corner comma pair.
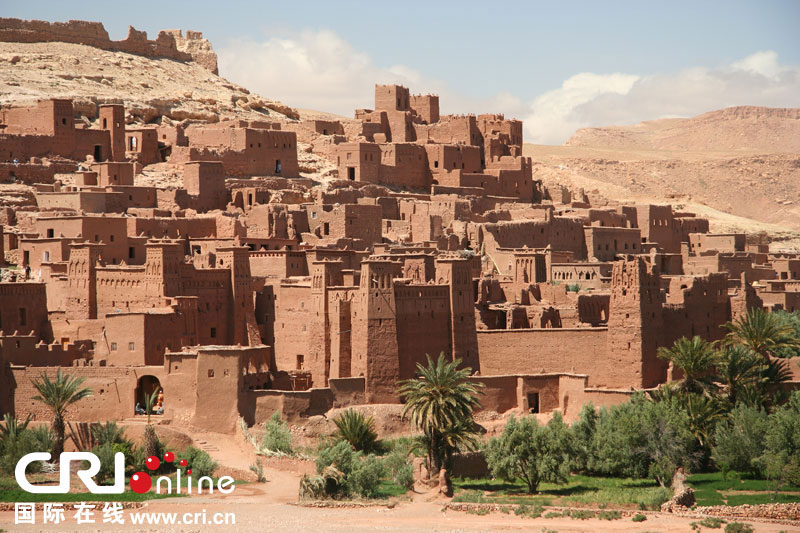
526,106 -> 800,244
0,41 -> 297,124
566,106 -> 800,153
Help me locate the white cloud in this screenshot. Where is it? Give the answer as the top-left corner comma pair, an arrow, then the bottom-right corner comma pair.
523,51 -> 800,144
219,31 -> 800,145
217,30 -> 443,116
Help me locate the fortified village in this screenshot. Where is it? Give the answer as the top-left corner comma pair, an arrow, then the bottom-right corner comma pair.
1,18 -> 799,436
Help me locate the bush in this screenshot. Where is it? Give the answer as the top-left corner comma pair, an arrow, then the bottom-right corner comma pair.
598,510 -> 622,520
316,441 -> 357,478
91,422 -> 129,446
0,430 -> 47,475
91,443 -> 119,485
331,409 -> 379,453
383,450 -> 414,490
724,523 -> 754,533
760,391 -> 800,487
261,412 -> 293,455
570,403 -> 597,472
349,454 -> 385,498
249,460 -> 266,482
485,412 -> 574,493
712,404 -> 768,477
632,513 -> 647,522
180,446 -> 218,478
514,503 -> 543,518
590,394 -> 699,486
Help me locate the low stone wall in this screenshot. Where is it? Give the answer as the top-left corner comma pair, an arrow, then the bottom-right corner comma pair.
673,502 -> 800,522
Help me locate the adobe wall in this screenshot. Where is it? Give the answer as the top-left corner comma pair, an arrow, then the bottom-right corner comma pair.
248,387 -> 334,424
0,282 -> 49,338
0,18 -> 218,72
10,364 -> 166,422
476,328 -> 609,385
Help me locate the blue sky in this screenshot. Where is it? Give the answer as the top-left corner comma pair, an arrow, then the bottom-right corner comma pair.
5,1 -> 800,143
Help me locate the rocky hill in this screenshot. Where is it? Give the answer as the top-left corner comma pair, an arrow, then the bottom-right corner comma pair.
527,106 -> 800,246
0,19 -> 298,126
566,106 -> 800,153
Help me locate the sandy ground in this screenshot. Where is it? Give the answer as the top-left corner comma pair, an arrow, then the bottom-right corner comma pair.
2,454 -> 795,533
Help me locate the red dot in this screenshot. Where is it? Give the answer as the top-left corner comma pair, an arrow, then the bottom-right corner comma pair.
179,459 -> 188,467
164,452 -> 175,463
187,469 -> 192,475
130,472 -> 152,494
146,456 -> 161,470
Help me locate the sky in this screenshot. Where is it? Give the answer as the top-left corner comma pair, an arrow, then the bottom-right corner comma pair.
4,1 -> 800,144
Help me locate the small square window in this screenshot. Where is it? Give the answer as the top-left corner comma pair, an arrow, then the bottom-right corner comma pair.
110,342 -> 118,351
208,369 -> 215,378
128,342 -> 135,350
210,327 -> 217,338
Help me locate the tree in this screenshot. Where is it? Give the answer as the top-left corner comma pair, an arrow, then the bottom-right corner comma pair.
485,413 -> 573,493
398,353 -> 483,474
712,403 -> 769,477
142,387 -> 160,459
657,336 -> 718,396
570,403 -> 597,472
31,370 -> 93,457
591,395 -> 700,486
331,409 -> 379,453
723,308 -> 800,360
715,346 -> 763,406
772,311 -> 800,358
759,391 -> 800,487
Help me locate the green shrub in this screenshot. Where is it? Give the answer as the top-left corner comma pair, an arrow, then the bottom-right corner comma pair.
712,404 -> 768,477
695,517 -> 725,528
760,392 -> 800,487
590,394 -> 699,486
724,523 -> 754,533
261,412 -> 293,454
249,459 -> 266,482
466,507 -> 490,515
566,283 -> 581,292
383,450 -> 414,490
453,489 -> 484,503
513,503 -> 543,518
348,454 -> 384,498
543,511 -> 563,518
91,443 -> 118,485
568,509 -> 595,519
598,510 -> 622,520
332,409 -> 379,452
91,422 -> 129,446
0,430 -> 46,475
632,513 -> 647,522
316,441 -> 357,477
180,446 -> 218,478
485,412 -> 574,493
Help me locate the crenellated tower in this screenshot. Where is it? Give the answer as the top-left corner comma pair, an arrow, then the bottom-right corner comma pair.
436,256 -> 480,373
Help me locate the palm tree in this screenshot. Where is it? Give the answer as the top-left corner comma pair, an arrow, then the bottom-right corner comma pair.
143,387 -> 160,459
0,413 -> 31,442
723,308 -> 800,359
31,370 -> 93,457
657,336 -> 718,396
398,353 -> 484,475
684,394 -> 727,450
331,409 -> 379,453
715,346 -> 763,406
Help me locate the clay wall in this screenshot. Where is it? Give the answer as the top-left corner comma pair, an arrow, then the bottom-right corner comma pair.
584,226 -> 642,261
476,328 -> 610,385
0,282 -> 49,338
125,128 -> 160,165
10,364 -> 166,422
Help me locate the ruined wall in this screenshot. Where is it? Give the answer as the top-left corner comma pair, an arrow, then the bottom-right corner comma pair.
0,18 -> 218,72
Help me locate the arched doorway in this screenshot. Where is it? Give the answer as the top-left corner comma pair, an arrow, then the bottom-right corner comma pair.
135,375 -> 162,416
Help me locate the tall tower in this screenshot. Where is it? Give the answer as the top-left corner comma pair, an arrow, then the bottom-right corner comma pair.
144,240 -> 184,299
66,242 -> 103,319
216,245 -> 256,346
436,257 -> 480,373
308,260 -> 345,386
351,259 -> 399,403
99,104 -> 125,162
606,257 -> 665,388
